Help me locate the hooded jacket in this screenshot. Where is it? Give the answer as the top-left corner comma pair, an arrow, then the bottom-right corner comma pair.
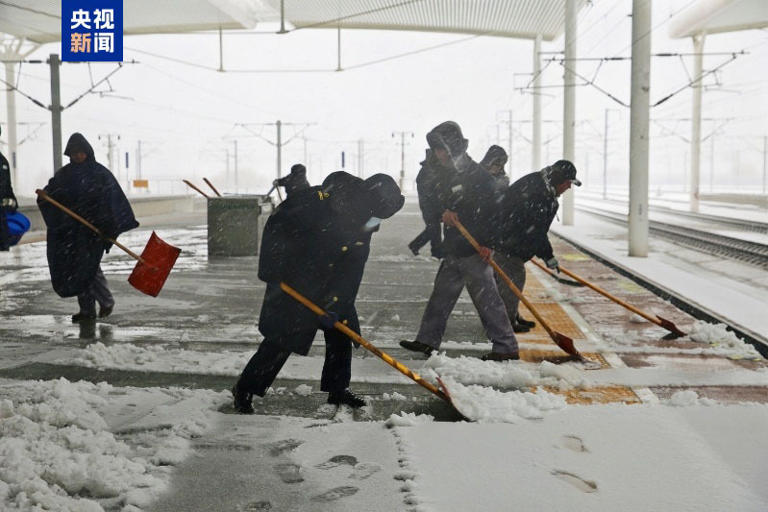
490,169 -> 559,262
38,133 -> 139,297
424,122 -> 498,257
257,171 -> 403,354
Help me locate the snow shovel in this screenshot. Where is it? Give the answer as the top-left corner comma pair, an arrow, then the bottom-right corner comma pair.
452,219 -> 582,359
529,259 -> 583,287
182,179 -> 209,198
35,189 -> 180,297
279,282 -> 462,415
203,178 -> 222,197
536,260 -> 686,338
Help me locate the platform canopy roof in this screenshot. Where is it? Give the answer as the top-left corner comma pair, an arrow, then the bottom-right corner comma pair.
1,0 -> 587,45
668,0 -> 768,38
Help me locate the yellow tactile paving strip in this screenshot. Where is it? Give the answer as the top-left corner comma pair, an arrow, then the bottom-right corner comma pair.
514,276 -> 642,405
542,385 -> 642,405
517,303 -> 586,341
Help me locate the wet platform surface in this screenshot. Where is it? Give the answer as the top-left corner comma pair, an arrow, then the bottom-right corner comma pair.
2,200 -> 765,417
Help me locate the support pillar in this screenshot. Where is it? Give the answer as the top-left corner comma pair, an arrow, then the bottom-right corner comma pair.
690,33 -> 705,213
562,0 -> 577,225
628,0 -> 651,257
532,34 -> 542,172
49,53 -> 62,173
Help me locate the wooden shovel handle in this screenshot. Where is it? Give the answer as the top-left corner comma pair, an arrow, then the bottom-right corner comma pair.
35,189 -> 145,263
182,180 -> 210,199
279,282 -> 449,402
203,178 -> 222,197
452,220 -> 555,337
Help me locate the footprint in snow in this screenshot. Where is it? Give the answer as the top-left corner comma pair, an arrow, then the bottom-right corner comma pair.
239,501 -> 272,511
266,439 -> 304,456
560,435 -> 589,453
310,486 -> 359,502
316,454 -> 358,469
551,470 -> 597,493
349,462 -> 382,480
273,463 -> 304,484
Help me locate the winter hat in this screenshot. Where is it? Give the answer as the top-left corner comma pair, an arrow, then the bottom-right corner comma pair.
277,163 -> 308,187
480,145 -> 508,169
547,160 -> 581,186
63,132 -> 94,158
363,173 -> 404,219
426,121 -> 468,158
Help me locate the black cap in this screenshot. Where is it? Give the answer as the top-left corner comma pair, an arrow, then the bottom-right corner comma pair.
363,173 -> 404,219
548,160 -> 581,186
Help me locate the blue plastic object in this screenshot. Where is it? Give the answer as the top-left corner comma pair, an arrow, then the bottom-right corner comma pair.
5,211 -> 30,246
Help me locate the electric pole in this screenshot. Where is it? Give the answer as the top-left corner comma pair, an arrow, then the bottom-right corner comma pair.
392,131 -> 413,191
237,121 -> 315,181
357,139 -> 364,178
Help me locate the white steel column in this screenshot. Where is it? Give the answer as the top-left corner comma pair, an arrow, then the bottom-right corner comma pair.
562,0 -> 577,225
628,0 -> 651,257
49,53 -> 63,173
4,62 -> 18,185
689,33 -> 705,213
532,34 -> 542,171
531,34 -> 541,171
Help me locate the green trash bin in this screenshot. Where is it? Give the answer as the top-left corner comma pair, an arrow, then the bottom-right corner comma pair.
207,195 -> 273,257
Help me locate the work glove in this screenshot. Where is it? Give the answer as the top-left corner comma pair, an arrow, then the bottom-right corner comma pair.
546,256 -> 560,273
477,246 -> 493,264
318,311 -> 340,330
1,197 -> 16,211
441,210 -> 459,227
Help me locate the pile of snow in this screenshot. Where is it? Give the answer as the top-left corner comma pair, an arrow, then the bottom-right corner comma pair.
385,412 -> 434,427
71,342 -> 250,375
424,353 -> 592,390
665,390 -> 716,407
0,379 -> 225,511
293,384 -> 313,396
443,377 -> 568,423
687,321 -> 762,359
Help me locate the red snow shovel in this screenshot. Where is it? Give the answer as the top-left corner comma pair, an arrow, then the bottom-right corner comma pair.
531,259 -> 686,338
36,189 -> 180,297
453,219 -> 583,360
279,282 -> 464,418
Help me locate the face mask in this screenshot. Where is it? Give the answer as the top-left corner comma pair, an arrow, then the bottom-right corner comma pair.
363,217 -> 382,231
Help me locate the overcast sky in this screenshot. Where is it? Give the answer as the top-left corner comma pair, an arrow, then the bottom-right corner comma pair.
3,0 -> 767,197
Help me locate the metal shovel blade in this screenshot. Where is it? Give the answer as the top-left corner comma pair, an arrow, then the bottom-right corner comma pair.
127,231 -> 181,297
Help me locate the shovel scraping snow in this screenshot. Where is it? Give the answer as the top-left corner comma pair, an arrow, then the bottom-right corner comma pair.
279,282 -> 468,419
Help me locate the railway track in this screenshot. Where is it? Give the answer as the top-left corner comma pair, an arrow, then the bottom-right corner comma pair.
578,195 -> 768,234
576,205 -> 768,268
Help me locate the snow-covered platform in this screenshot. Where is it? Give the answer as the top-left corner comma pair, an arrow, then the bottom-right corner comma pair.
1,199 -> 767,511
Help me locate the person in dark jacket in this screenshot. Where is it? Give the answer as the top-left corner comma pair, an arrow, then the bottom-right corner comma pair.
275,163 -> 310,198
490,160 -> 581,327
480,145 -> 510,193
400,121 -> 519,362
0,124 -> 18,252
232,171 -> 404,414
407,149 -> 454,257
38,133 -> 139,322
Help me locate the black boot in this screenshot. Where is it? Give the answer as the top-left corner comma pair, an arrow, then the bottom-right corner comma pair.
232,384 -> 254,414
72,312 -> 96,323
99,305 -> 114,318
399,340 -> 434,355
512,322 -> 530,333
327,389 -> 366,409
407,240 -> 420,256
516,314 -> 536,328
